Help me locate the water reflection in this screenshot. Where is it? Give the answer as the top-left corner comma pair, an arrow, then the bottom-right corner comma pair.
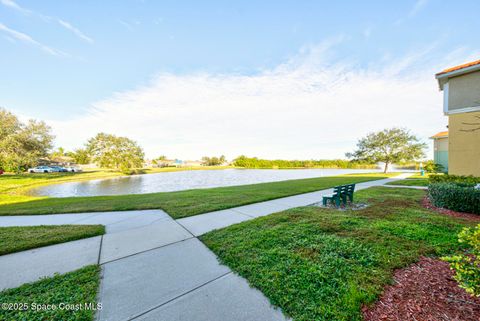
27,168 -> 389,198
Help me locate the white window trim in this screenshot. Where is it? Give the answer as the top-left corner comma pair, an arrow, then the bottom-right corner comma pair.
446,105 -> 480,115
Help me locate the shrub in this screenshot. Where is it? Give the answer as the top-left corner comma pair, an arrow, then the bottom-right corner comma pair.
429,174 -> 480,186
428,183 -> 480,214
442,224 -> 480,297
423,161 -> 445,173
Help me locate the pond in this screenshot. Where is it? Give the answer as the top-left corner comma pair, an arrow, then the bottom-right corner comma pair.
27,168 -> 388,197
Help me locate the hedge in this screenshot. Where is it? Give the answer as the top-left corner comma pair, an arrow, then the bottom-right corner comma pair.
429,174 -> 480,186
429,183 -> 480,214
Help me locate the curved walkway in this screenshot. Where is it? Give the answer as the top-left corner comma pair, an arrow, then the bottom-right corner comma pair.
0,174 -> 413,321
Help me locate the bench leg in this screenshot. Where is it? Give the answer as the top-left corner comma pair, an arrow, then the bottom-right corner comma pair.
335,197 -> 341,207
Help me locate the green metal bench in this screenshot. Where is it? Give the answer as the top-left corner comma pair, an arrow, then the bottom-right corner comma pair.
344,184 -> 355,203
322,184 -> 356,207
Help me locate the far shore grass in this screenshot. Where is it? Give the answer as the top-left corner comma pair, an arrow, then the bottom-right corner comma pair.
0,173 -> 396,218
0,225 -> 105,256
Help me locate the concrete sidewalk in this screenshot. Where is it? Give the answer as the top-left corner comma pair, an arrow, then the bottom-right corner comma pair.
177,174 -> 413,236
0,173 -> 413,321
0,209 -> 174,290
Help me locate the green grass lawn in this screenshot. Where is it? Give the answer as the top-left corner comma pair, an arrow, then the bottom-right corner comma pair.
201,187 -> 473,321
409,173 -> 430,178
0,173 -> 394,218
386,177 -> 429,186
0,225 -> 105,256
0,265 -> 100,321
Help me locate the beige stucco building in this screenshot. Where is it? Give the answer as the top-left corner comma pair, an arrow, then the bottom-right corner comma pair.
436,60 -> 480,176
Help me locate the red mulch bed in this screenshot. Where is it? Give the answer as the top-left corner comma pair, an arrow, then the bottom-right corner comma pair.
362,257 -> 480,321
422,196 -> 480,222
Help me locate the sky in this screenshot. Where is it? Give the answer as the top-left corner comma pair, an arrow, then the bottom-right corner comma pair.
1,0 -> 479,160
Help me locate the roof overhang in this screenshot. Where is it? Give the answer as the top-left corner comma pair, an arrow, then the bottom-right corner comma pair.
429,131 -> 449,139
429,135 -> 448,139
436,63 -> 480,90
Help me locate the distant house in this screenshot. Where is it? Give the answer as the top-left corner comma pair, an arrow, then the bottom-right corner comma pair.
436,59 -> 480,176
182,160 -> 203,167
429,131 -> 448,172
149,158 -> 204,168
158,159 -> 183,167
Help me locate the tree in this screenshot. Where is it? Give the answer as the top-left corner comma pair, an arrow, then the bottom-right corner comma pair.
423,160 -> 445,173
201,155 -> 226,166
346,128 -> 426,173
52,147 -> 65,157
0,108 -> 54,172
152,155 -> 168,167
50,147 -> 68,163
67,148 -> 91,165
86,133 -> 144,173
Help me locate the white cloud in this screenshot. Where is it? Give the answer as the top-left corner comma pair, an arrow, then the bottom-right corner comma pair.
409,0 -> 429,17
58,19 -> 93,44
118,19 -> 134,30
50,41 -> 471,161
395,0 -> 429,25
0,0 -> 30,14
1,0 -> 93,44
0,22 -> 66,56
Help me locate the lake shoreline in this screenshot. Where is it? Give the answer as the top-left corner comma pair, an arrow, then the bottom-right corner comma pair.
25,168 -> 401,198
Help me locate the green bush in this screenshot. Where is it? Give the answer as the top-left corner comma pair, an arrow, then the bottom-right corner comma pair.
443,224 -> 480,297
429,174 -> 480,186
428,183 -> 480,214
423,161 -> 445,173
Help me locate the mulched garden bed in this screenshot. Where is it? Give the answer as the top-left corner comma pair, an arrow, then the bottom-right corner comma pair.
422,196 -> 480,222
362,256 -> 480,321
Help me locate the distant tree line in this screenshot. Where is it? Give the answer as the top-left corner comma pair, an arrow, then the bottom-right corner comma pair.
232,155 -> 377,169
201,155 -> 226,166
1,108 -> 427,175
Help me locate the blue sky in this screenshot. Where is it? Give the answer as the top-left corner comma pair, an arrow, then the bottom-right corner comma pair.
1,0 -> 479,159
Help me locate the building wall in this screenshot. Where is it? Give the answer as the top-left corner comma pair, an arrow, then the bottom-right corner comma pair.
448,71 -> 480,111
434,137 -> 448,151
433,137 -> 448,172
448,111 -> 480,176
